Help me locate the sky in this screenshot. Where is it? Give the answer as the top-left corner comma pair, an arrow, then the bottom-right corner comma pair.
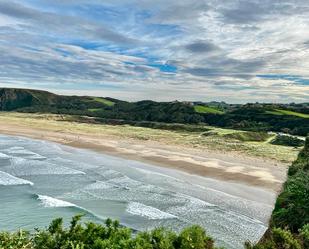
0,0 -> 308,103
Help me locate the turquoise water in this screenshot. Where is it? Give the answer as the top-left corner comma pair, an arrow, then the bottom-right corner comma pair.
0,135 -> 276,248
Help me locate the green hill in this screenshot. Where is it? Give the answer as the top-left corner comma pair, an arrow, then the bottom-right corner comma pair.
194,105 -> 224,114
266,109 -> 309,118
0,88 -> 308,136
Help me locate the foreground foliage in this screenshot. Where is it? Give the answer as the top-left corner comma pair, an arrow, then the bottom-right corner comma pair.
271,137 -> 309,231
248,137 -> 309,248
245,224 -> 309,249
1,219 -> 309,249
0,216 -> 221,249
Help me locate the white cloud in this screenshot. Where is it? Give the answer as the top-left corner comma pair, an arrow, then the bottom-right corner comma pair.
0,0 -> 308,103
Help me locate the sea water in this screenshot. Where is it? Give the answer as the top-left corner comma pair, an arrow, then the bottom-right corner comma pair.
0,134 -> 276,248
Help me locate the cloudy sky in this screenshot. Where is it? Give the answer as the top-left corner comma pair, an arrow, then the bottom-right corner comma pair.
0,0 -> 308,103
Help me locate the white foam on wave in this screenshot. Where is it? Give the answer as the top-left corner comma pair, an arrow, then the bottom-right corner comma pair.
1,146 -> 46,160
126,202 -> 177,220
107,176 -> 143,189
0,171 -> 33,186
4,147 -> 36,155
5,146 -> 25,151
38,195 -> 76,208
84,181 -> 116,190
98,169 -> 124,179
0,152 -> 10,159
165,194 -> 217,217
26,154 -> 47,160
182,194 -> 216,207
48,157 -> 98,170
8,158 -> 85,176
135,167 -> 181,182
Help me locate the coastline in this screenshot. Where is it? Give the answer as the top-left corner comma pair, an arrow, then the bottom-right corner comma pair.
0,117 -> 288,192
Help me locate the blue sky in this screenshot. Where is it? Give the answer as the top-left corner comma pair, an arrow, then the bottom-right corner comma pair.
0,0 -> 308,103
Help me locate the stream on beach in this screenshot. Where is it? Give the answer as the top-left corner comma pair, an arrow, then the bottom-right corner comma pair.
0,134 -> 277,249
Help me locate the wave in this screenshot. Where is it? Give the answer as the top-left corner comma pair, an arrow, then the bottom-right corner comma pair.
36,195 -> 107,223
126,202 -> 177,220
107,176 -> 143,189
180,194 -> 216,207
2,147 -> 45,157
4,146 -> 25,151
0,171 -> 33,186
8,158 -> 86,176
97,169 -> 124,180
48,157 -> 98,170
84,181 -> 116,190
134,167 -> 181,182
0,152 -> 10,159
37,195 -> 77,208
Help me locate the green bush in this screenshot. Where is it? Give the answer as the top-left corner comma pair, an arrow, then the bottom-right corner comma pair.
270,137 -> 309,232
223,131 -> 271,142
0,216 -> 221,249
270,135 -> 305,147
300,224 -> 309,249
288,138 -> 309,175
0,230 -> 31,249
271,172 -> 309,231
245,225 -> 309,249
246,137 -> 309,249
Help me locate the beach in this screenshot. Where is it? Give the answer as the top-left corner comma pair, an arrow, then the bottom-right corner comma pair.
0,113 -> 289,192
0,113 -> 296,248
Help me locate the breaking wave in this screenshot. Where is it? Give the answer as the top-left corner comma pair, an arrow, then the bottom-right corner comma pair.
0,171 -> 33,186
37,195 -> 77,208
126,202 -> 177,220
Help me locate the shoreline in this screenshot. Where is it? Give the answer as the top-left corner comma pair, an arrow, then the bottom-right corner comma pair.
0,120 -> 288,192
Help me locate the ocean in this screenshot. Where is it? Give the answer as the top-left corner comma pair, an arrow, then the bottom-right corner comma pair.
0,134 -> 276,248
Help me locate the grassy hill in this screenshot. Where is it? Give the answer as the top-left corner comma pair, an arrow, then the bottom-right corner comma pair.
0,88 -> 115,111
0,88 -> 308,136
266,109 -> 309,118
194,105 -> 224,114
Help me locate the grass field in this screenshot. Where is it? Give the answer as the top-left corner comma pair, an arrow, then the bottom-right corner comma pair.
266,109 -> 309,118
88,108 -> 102,112
0,112 -> 302,163
91,97 -> 115,106
194,105 -> 224,114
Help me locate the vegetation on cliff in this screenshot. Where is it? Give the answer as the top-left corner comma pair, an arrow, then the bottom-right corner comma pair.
246,137 -> 309,249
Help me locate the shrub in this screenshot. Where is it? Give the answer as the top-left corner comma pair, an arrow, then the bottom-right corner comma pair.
245,225 -> 309,249
0,216 -> 222,249
0,230 -> 31,249
223,131 -> 271,142
270,135 -> 305,147
271,138 -> 309,232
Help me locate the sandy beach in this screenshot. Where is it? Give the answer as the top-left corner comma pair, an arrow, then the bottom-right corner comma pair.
0,114 -> 289,192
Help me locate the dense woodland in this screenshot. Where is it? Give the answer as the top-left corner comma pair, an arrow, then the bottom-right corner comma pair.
0,88 -> 308,136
